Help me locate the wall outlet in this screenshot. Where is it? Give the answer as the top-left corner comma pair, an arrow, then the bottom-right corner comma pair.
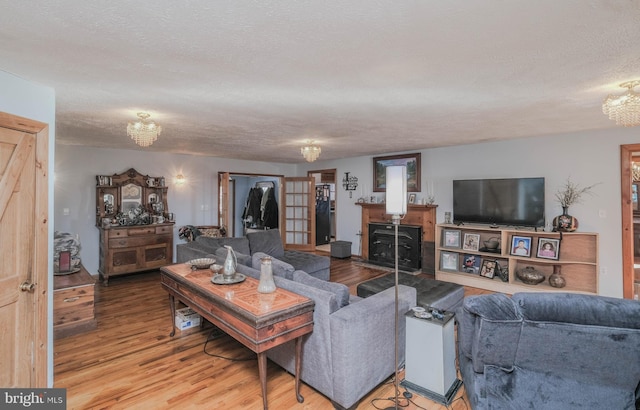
598,209 -> 606,218
63,208 -> 70,216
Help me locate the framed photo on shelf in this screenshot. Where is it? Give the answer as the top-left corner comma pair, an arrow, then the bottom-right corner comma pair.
537,237 -> 560,260
372,152 -> 421,192
408,193 -> 416,204
440,251 -> 459,272
443,229 -> 461,248
510,235 -> 532,257
480,259 -> 497,278
462,233 -> 480,252
461,254 -> 481,274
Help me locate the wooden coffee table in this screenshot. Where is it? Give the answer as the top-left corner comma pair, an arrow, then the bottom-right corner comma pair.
160,264 -> 314,410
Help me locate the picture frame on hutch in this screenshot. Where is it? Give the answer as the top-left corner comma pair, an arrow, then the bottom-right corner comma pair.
480,259 -> 497,278
463,233 -> 480,251
537,237 -> 560,260
442,229 -> 461,248
510,235 -> 532,257
372,152 -> 421,192
461,254 -> 481,274
440,251 -> 459,272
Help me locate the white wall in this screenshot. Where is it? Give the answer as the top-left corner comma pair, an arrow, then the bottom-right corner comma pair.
299,128 -> 640,298
54,145 -> 296,276
57,126 -> 638,299
0,70 -> 56,386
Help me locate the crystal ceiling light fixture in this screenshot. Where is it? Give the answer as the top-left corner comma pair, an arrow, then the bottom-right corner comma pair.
602,80 -> 640,127
127,112 -> 162,147
301,140 -> 321,162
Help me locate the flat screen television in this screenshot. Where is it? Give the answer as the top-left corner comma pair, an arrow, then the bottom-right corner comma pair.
453,177 -> 545,227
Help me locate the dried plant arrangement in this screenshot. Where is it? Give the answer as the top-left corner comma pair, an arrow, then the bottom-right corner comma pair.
555,177 -> 599,208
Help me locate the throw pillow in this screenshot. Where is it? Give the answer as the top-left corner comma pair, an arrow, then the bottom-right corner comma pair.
246,229 -> 285,258
252,252 -> 294,280
292,270 -> 350,309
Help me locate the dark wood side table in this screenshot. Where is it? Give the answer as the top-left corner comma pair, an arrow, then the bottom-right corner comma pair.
160,263 -> 314,410
53,266 -> 97,339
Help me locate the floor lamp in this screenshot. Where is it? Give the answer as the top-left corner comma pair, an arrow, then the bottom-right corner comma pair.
384,165 -> 407,410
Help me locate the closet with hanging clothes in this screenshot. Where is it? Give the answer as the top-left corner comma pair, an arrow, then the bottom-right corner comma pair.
242,181 -> 279,233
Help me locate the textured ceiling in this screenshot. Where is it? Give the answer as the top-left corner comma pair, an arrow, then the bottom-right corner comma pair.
1,1 -> 639,163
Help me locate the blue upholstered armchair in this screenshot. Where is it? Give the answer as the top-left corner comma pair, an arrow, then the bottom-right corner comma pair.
457,292 -> 640,409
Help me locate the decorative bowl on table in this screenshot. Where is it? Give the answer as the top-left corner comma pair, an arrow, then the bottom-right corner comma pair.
187,258 -> 216,270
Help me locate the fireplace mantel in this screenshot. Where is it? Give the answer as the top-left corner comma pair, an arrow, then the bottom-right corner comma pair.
357,203 -> 437,273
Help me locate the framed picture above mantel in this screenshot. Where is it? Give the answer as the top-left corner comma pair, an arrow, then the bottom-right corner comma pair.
373,152 -> 421,192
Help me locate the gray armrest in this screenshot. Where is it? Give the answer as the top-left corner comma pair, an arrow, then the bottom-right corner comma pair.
328,285 -> 416,407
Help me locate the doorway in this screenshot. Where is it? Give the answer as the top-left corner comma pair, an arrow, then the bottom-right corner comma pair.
308,169 -> 337,252
619,144 -> 640,299
218,172 -> 316,250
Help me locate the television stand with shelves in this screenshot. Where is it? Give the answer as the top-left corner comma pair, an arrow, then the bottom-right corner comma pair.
435,223 -> 599,295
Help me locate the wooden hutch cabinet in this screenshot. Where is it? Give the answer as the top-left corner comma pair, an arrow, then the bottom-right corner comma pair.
96,168 -> 174,285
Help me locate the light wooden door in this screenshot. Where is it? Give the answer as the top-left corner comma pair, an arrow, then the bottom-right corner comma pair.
620,144 -> 640,299
282,177 -> 315,251
0,112 -> 49,387
218,172 -> 230,235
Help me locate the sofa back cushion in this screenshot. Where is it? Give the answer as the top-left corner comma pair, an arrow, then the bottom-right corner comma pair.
292,270 -> 350,310
247,229 -> 285,258
251,252 -> 295,280
458,293 -> 522,374
196,235 -> 251,255
513,292 -> 640,329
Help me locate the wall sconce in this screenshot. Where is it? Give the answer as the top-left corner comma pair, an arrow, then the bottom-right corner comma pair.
342,172 -> 358,198
174,174 -> 186,185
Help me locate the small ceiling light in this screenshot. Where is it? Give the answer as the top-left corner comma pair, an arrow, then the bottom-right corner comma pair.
301,140 -> 321,162
127,112 -> 162,147
602,80 -> 640,127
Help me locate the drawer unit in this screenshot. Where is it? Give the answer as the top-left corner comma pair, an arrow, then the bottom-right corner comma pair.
54,266 -> 96,339
99,223 -> 174,285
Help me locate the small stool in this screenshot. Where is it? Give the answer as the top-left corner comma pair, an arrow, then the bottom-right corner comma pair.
330,240 -> 352,258
357,272 -> 464,312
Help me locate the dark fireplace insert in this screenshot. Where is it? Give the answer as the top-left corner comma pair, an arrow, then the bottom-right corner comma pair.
368,223 -> 422,272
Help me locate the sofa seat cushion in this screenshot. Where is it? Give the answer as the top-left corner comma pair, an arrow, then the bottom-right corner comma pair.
292,270 -> 349,311
195,235 -> 251,255
247,229 -> 285,258
281,250 -> 330,275
251,252 -> 295,280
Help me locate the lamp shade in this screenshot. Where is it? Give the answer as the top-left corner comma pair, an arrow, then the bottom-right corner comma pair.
386,165 -> 407,215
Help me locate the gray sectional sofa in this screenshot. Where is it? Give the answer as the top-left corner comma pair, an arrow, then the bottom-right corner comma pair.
457,292 -> 640,410
176,229 -> 330,280
233,260 -> 417,410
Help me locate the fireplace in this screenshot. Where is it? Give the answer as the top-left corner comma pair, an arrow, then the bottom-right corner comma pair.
368,223 -> 422,272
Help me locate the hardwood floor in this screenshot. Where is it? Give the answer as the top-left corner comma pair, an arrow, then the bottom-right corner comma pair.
54,256 -> 490,409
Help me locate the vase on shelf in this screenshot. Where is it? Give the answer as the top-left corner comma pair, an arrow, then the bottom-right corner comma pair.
516,266 -> 545,285
548,265 -> 566,288
553,206 -> 578,232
